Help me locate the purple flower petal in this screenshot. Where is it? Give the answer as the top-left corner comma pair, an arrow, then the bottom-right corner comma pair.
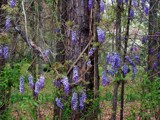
122,63 -> 128,75
88,0 -> 93,10
5,18 -> 10,31
10,0 -> 16,8
79,92 -> 86,111
71,30 -> 77,43
100,0 -> 104,13
129,9 -> 134,18
102,71 -> 110,86
97,27 -> 105,44
144,6 -> 149,15
61,76 -> 70,95
73,66 -> 79,83
28,75 -> 34,89
56,98 -> 63,109
71,92 -> 78,110
19,76 -> 25,94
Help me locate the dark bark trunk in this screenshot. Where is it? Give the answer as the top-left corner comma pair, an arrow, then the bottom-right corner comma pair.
111,0 -> 122,120
54,1 -> 66,119
120,1 -> 132,120
65,0 -> 95,119
148,0 -> 159,80
111,82 -> 120,120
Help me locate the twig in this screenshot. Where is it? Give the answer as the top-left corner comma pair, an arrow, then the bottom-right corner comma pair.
22,0 -> 31,48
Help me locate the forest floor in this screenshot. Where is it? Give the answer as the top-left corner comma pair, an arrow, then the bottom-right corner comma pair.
11,101 -> 143,120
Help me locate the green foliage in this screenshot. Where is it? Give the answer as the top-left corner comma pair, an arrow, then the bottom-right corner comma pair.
139,77 -> 160,119
0,63 -> 20,119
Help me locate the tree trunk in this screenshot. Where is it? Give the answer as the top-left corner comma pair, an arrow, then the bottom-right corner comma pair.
111,0 -> 122,120
120,1 -> 132,120
148,0 -> 159,80
64,0 -> 96,119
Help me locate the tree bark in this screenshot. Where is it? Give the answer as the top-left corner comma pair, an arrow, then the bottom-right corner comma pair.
148,0 -> 159,80
111,0 -> 122,119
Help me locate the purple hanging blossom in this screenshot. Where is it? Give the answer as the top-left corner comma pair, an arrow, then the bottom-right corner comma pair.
152,62 -> 157,70
61,76 -> 69,95
131,66 -> 137,79
118,0 -> 123,4
53,79 -> 61,88
100,0 -> 104,13
141,0 -> 146,4
144,6 -> 149,15
39,75 -> 45,89
5,18 -> 10,31
88,47 -> 96,57
10,0 -> 16,8
56,98 -> 63,109
87,59 -> 92,67
28,75 -> 34,89
97,27 -> 105,44
125,56 -> 133,64
106,52 -> 121,72
124,0 -> 128,3
71,30 -> 77,43
88,0 -> 93,10
134,55 -> 140,64
129,9 -> 134,18
130,46 -> 138,52
141,35 -> 148,44
102,71 -> 110,86
79,92 -> 86,111
122,63 -> 128,75
3,46 -> 9,59
73,66 -> 79,83
107,69 -> 115,76
34,80 -> 40,96
19,76 -> 25,94
71,92 -> 78,110
132,1 -> 137,7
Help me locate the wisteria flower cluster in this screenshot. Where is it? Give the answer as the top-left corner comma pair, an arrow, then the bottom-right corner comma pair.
102,52 -> 140,86
19,75 -> 45,96
102,71 -> 110,86
123,55 -> 139,78
97,27 -> 106,44
19,76 -> 25,93
34,75 -> 45,96
55,97 -> 63,109
100,0 -> 104,13
72,92 -> 87,111
106,52 -> 121,75
5,18 -> 11,31
73,66 -> 79,83
10,0 -> 16,8
55,92 -> 87,111
71,92 -> 78,110
71,30 -> 77,43
88,0 -> 93,10
5,0 -> 16,31
61,76 -> 70,95
28,75 -> 34,89
88,47 -> 97,57
0,46 -> 9,59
